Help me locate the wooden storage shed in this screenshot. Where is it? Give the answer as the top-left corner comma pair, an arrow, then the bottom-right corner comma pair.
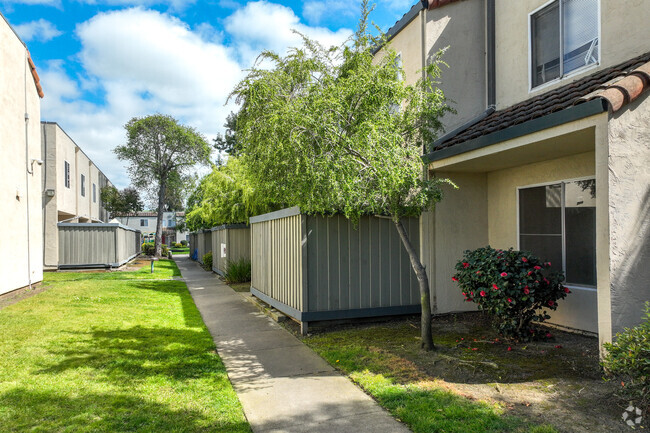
58,223 -> 141,269
211,224 -> 251,276
250,207 -> 421,333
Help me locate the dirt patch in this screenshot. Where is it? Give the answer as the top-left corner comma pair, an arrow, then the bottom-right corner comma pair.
287,313 -> 635,433
0,283 -> 51,310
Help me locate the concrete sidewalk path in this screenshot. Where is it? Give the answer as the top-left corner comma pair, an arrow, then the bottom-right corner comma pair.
176,256 -> 411,433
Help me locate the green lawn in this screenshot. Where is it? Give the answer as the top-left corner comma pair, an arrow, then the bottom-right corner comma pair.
303,324 -> 558,433
171,248 -> 190,255
0,261 -> 250,433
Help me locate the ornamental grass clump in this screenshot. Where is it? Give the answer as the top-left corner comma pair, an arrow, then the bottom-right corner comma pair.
453,246 -> 569,340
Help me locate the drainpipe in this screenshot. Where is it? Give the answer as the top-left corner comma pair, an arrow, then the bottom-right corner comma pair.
487,0 -> 496,107
24,50 -> 33,290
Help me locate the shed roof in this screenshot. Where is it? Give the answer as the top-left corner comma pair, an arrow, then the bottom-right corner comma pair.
431,52 -> 650,153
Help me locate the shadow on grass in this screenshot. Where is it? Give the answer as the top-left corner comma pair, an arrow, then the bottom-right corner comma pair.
45,259 -> 182,282
37,325 -> 222,384
0,388 -> 250,433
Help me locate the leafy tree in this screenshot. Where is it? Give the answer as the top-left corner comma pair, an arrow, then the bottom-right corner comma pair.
185,157 -> 274,231
115,114 -> 211,257
100,186 -> 144,218
230,2 -> 450,350
213,111 -> 242,157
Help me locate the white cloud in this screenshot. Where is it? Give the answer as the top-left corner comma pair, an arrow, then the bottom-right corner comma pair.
13,18 -> 62,42
76,0 -> 196,11
225,0 -> 352,68
39,4 -> 353,191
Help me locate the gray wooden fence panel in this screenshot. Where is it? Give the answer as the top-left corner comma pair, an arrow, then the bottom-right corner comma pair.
210,225 -> 251,276
189,233 -> 199,260
305,215 -> 420,313
250,208 -> 420,325
251,214 -> 302,311
58,223 -> 140,268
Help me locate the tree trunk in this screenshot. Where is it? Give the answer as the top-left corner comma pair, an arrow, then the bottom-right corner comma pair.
154,181 -> 166,257
393,217 -> 435,351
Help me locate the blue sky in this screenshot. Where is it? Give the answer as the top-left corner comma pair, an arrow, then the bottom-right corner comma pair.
2,0 -> 416,190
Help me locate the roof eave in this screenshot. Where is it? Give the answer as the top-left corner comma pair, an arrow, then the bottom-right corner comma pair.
422,98 -> 609,164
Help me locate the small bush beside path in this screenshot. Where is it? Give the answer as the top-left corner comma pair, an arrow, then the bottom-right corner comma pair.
0,260 -> 250,432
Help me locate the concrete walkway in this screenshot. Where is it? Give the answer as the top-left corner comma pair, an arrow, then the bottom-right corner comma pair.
176,256 -> 410,433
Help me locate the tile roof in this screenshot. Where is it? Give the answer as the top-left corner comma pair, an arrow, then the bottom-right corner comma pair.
433,52 -> 650,151
27,53 -> 44,99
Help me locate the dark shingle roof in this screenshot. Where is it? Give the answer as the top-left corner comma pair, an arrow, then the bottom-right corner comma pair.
433,52 -> 650,152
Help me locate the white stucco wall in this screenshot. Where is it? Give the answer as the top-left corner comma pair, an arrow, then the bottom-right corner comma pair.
0,16 -> 43,294
495,0 -> 650,109
606,93 -> 650,336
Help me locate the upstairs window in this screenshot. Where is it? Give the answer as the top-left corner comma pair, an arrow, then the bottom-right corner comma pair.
140,219 -> 148,227
93,183 -> 97,203
530,0 -> 599,89
64,161 -> 71,188
80,174 -> 86,197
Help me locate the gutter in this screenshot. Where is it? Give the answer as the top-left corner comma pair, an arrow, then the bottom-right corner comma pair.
421,98 -> 609,164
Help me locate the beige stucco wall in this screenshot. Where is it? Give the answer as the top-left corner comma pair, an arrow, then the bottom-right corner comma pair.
425,0 -> 486,133
55,126 -> 77,217
75,149 -> 91,221
605,93 -> 650,337
495,0 -> 650,109
89,164 -> 100,219
382,11 -> 424,87
0,17 -> 43,294
422,172 -> 488,314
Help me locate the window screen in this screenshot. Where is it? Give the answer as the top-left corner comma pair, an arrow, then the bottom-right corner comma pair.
531,0 -> 599,88
81,174 -> 86,197
519,179 -> 596,287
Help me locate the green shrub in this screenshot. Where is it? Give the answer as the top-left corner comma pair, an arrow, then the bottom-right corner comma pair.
173,242 -> 184,248
202,252 -> 213,271
141,242 -> 169,256
453,246 -> 568,340
180,240 -> 188,246
603,302 -> 650,416
224,258 -> 251,284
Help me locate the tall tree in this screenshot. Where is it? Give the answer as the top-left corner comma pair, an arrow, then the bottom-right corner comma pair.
212,111 -> 241,157
115,114 -> 211,256
231,2 -> 451,350
100,186 -> 144,218
185,157 -> 275,231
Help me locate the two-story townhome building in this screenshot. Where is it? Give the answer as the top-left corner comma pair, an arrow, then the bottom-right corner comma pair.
0,13 -> 44,295
113,211 -> 188,245
383,0 -> 649,349
41,122 -> 114,269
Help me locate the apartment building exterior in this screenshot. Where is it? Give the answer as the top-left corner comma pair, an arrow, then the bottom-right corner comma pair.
114,211 -> 188,245
41,122 -> 114,269
383,0 -> 650,348
0,13 -> 44,295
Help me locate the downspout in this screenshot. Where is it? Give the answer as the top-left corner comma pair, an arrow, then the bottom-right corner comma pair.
487,0 -> 496,107
24,50 -> 32,290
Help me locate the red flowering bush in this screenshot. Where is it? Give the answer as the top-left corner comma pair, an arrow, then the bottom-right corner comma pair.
453,246 -> 569,340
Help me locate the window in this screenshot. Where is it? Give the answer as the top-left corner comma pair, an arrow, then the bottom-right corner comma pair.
64,161 -> 71,188
530,0 -> 599,88
80,174 -> 86,197
518,179 -> 596,287
92,183 -> 97,203
167,218 -> 175,228
140,219 -> 148,227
